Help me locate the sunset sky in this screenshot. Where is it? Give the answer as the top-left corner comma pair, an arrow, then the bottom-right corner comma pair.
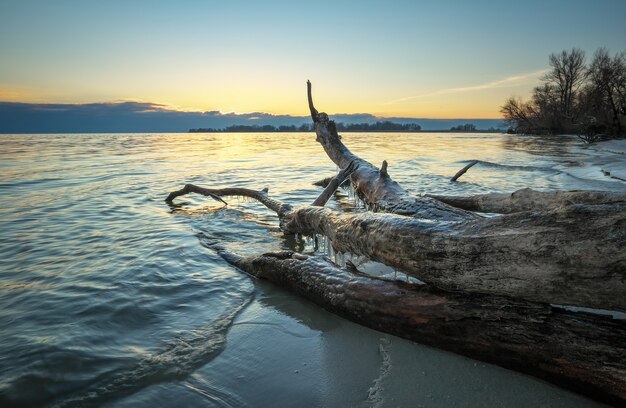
1,0 -> 625,119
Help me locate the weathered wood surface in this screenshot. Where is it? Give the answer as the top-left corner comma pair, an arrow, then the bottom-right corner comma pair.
284,202 -> 626,312
166,183 -> 626,312
218,249 -> 626,406
428,187 -> 626,213
307,80 -> 476,221
450,160 -> 478,181
166,82 -> 626,310
165,80 -> 626,405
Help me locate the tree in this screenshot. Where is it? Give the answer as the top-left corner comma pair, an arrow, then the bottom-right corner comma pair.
500,96 -> 539,133
544,48 -> 587,126
503,47 -> 626,139
450,123 -> 477,132
585,48 -> 626,135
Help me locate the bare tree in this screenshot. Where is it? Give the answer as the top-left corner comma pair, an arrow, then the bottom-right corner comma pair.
544,48 -> 587,125
503,47 -> 625,139
531,83 -> 561,133
500,96 -> 538,133
586,48 -> 626,135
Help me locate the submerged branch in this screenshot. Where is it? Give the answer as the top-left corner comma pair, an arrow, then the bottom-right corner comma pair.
165,184 -> 291,215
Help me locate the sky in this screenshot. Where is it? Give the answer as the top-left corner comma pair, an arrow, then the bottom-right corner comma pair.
1,0 -> 625,119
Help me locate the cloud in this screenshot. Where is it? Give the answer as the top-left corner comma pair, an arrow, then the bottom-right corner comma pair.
386,69 -> 550,104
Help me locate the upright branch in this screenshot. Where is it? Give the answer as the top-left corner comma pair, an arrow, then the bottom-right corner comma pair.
306,80 -> 319,122
450,160 -> 478,182
307,80 -> 476,221
311,161 -> 359,206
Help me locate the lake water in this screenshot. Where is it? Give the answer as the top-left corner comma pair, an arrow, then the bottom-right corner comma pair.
1,132 -> 624,407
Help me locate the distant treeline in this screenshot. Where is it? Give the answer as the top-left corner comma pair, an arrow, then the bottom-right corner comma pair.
191,124 -> 312,133
501,47 -> 626,141
190,121 -> 423,133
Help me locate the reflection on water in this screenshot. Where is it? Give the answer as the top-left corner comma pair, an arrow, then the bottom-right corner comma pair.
0,132 -> 622,407
500,134 -> 580,157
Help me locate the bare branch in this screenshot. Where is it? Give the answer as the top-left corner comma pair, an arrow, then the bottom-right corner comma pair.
450,160 -> 478,182
311,161 -> 358,206
166,184 -> 291,215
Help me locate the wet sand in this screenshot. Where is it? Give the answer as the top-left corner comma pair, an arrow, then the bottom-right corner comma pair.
112,280 -> 606,408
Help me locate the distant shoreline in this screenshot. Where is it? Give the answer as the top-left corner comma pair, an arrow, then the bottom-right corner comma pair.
189,121 -> 504,134
188,129 -> 504,134
0,130 -> 507,135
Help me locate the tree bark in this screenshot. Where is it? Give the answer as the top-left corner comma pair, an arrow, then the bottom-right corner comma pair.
427,187 -> 626,213
217,249 -> 626,406
283,202 -> 626,312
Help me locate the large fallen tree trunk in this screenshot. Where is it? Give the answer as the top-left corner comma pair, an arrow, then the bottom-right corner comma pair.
165,81 -> 626,404
427,187 -> 626,213
166,82 -> 626,310
166,183 -> 626,312
215,249 -> 626,406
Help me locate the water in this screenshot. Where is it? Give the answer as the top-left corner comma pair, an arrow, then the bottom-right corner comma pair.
0,132 -> 623,407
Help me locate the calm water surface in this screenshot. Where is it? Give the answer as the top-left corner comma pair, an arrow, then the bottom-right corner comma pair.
0,133 -> 623,407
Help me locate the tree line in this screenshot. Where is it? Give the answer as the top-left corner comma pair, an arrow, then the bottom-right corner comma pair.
190,121 -> 422,133
501,48 -> 626,141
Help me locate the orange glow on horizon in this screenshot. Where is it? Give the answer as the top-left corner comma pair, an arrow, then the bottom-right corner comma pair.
0,77 -> 516,122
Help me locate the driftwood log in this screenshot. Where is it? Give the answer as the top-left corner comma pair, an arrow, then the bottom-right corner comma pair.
166,82 -> 626,311
165,81 -> 626,404
167,184 -> 626,311
213,249 -> 626,406
428,188 -> 626,213
450,160 -> 478,181
307,81 -> 475,221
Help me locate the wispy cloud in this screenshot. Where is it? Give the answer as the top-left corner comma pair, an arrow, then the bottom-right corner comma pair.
385,69 -> 549,105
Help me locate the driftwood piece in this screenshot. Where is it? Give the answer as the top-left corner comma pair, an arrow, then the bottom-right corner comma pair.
450,160 -> 478,181
165,81 -> 626,405
166,82 -> 626,310
307,80 -> 475,221
166,186 -> 626,312
311,161 -> 358,206
427,187 -> 626,213
216,249 -> 626,406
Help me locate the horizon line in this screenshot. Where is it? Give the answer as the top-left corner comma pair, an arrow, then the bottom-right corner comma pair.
0,100 -> 502,121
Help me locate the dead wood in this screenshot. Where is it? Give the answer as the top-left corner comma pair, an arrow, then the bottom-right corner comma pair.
166,185 -> 626,311
450,160 -> 478,181
307,80 -> 476,221
165,82 -> 626,311
427,187 -> 626,213
165,81 -> 626,404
